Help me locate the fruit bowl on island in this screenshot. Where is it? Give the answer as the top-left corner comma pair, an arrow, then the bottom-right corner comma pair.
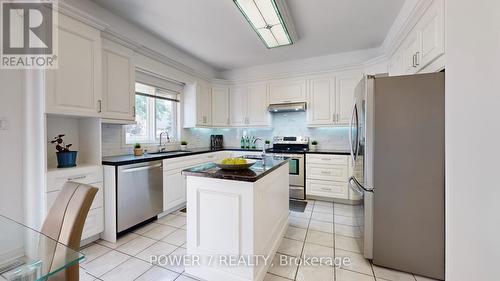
214,158 -> 257,170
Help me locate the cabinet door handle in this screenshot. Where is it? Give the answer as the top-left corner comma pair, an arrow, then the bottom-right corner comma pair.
133,106 -> 136,117
320,187 -> 332,191
412,54 -> 416,67
321,158 -> 331,161
320,170 -> 331,175
415,51 -> 420,66
97,100 -> 102,113
68,175 -> 86,181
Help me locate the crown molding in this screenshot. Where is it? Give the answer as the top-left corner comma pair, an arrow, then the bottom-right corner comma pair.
57,1 -> 109,31
363,53 -> 388,67
381,0 -> 434,58
101,31 -> 214,81
56,1 -> 215,81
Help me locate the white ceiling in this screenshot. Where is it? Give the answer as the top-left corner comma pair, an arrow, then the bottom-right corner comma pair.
92,0 -> 405,71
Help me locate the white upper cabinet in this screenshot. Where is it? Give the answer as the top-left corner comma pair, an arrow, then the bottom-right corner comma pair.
211,85 -> 230,127
418,0 -> 445,69
336,74 -> 362,125
307,73 -> 361,127
229,84 -> 270,127
229,86 -> 248,126
307,78 -> 335,125
388,50 -> 404,76
101,39 -> 135,122
402,32 -> 421,75
183,82 -> 212,128
269,79 -> 307,104
46,14 -> 102,117
197,83 -> 212,126
390,0 -> 445,76
247,83 -> 270,126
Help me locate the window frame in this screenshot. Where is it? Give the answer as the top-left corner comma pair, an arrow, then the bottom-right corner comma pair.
123,83 -> 180,146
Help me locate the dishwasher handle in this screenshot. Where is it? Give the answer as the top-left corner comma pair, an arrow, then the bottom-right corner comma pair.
121,163 -> 162,173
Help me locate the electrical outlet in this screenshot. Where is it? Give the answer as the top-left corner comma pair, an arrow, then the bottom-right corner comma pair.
0,118 -> 7,130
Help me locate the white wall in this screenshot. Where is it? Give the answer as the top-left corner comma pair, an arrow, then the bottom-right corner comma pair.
445,1 -> 500,280
0,71 -> 24,221
221,48 -> 382,81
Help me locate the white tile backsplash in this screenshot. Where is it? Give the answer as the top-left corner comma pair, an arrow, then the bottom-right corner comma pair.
102,112 -> 350,156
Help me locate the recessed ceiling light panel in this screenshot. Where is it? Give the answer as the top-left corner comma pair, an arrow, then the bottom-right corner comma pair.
234,0 -> 296,48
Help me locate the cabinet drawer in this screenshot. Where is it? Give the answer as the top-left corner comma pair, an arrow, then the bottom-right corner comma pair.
306,179 -> 348,199
47,166 -> 103,192
46,182 -> 103,211
306,164 -> 348,181
81,207 -> 104,240
306,154 -> 348,165
163,152 -> 221,171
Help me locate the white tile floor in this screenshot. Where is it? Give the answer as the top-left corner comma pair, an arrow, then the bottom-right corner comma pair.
79,200 -> 439,281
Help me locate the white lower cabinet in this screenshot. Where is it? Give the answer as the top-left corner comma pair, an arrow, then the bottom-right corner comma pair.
163,168 -> 187,212
306,154 -> 357,201
162,152 -> 223,213
306,179 -> 349,199
45,165 -> 104,241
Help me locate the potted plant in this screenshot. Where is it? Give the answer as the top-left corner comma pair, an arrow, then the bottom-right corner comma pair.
133,143 -> 143,156
310,140 -> 318,151
51,134 -> 77,168
265,140 -> 271,149
180,141 -> 188,151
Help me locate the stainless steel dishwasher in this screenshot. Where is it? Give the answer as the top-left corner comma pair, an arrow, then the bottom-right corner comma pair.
117,160 -> 163,233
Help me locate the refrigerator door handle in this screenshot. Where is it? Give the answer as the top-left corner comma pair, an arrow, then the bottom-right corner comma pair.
349,176 -> 373,193
349,104 -> 357,163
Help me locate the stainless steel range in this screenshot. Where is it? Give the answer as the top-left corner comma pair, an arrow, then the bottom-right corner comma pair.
267,136 -> 309,200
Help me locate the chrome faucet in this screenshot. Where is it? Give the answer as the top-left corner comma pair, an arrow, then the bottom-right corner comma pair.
253,137 -> 267,158
159,131 -> 169,152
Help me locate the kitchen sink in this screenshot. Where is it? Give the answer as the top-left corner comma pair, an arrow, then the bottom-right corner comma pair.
242,155 -> 264,160
148,150 -> 191,155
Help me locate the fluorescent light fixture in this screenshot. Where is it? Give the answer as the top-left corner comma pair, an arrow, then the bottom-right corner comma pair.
234,0 -> 295,48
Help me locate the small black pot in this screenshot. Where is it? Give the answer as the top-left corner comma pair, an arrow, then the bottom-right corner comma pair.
56,151 -> 78,168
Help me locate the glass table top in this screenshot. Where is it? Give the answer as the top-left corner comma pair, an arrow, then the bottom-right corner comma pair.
0,215 -> 84,281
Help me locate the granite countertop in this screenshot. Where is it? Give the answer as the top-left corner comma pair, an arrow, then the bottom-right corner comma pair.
102,147 -> 350,166
102,147 -> 261,166
182,157 -> 289,182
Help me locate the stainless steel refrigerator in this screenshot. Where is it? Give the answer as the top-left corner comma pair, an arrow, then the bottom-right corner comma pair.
348,72 -> 445,280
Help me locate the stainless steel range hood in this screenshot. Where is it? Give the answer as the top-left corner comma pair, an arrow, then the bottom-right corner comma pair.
268,102 -> 307,113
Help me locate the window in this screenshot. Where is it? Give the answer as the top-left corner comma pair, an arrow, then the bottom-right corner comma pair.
125,83 -> 179,144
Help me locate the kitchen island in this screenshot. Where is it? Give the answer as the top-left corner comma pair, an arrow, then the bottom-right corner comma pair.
182,157 -> 290,281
